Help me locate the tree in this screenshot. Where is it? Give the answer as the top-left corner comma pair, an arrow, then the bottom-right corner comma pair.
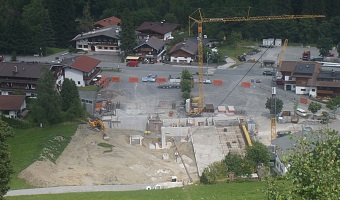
267,129 -> 340,199
180,69 -> 193,97
265,97 -> 283,115
48,0 -> 76,47
77,1 -> 94,33
200,161 -> 227,184
60,78 -> 80,111
22,0 -> 55,53
60,78 -> 84,120
120,8 -> 137,55
31,69 -> 62,125
245,141 -> 271,168
308,101 -> 322,114
224,152 -> 251,176
227,31 -> 242,47
326,96 -> 340,119
317,36 -> 333,57
0,120 -> 14,199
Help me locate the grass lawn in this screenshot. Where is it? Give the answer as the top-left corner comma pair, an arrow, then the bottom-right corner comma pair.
46,47 -> 67,56
7,123 -> 78,189
6,181 -> 267,200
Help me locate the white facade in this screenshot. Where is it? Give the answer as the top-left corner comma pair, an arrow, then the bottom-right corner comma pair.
163,32 -> 172,40
309,87 -> 317,97
170,56 -> 192,63
76,39 -> 121,53
295,86 -> 309,95
275,155 -> 288,175
64,68 -> 85,87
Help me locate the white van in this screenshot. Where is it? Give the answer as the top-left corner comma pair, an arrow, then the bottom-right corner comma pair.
296,108 -> 307,117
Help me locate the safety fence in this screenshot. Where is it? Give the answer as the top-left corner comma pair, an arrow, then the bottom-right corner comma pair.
213,80 -> 223,86
129,77 -> 139,83
241,82 -> 251,88
111,76 -> 120,82
156,77 -> 166,83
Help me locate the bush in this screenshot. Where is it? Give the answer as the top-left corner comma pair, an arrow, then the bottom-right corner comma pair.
0,116 -> 34,129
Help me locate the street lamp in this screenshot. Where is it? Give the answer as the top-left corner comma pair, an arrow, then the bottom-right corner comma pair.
206,52 -> 212,74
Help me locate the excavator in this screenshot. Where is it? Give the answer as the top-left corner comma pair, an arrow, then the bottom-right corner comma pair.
88,117 -> 109,140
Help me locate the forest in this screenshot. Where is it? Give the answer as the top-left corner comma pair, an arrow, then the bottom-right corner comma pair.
0,0 -> 339,55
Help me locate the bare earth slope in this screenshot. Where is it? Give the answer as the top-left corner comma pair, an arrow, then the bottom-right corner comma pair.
19,126 -> 198,187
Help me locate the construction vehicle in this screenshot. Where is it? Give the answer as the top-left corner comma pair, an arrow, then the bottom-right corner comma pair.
88,118 -> 109,140
302,50 -> 311,61
187,7 -> 324,116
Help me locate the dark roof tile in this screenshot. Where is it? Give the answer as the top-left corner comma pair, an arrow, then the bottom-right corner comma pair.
0,95 -> 25,110
70,56 -> 101,73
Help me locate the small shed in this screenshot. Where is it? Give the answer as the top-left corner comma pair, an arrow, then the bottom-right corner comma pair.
205,104 -> 214,113
227,106 -> 235,113
217,106 -> 226,113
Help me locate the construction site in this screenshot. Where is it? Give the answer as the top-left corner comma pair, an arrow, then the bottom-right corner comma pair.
17,10 -> 332,188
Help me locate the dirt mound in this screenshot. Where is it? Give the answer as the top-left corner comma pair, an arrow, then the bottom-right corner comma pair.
19,126 -> 198,187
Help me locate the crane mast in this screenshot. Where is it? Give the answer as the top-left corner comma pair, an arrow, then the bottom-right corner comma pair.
188,8 -> 324,115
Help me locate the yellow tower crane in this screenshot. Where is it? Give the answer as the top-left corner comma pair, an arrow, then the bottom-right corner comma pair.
188,7 -> 324,115
271,38 -> 289,141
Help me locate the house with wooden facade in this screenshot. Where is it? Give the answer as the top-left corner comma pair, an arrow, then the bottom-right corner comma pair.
136,22 -> 181,41
71,25 -> 121,53
280,61 -> 340,97
132,36 -> 166,63
0,62 -> 50,96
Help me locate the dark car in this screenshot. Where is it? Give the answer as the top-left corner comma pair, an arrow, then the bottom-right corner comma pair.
263,71 -> 274,76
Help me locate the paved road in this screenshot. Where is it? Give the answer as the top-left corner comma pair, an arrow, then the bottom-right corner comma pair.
6,182 -> 183,197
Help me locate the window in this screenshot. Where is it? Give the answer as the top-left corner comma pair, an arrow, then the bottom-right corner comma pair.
78,45 -> 82,48
78,81 -> 80,85
84,45 -> 88,48
312,89 -> 315,92
301,89 -> 306,91
98,46 -> 102,49
110,47 -> 114,50
104,47 -> 108,50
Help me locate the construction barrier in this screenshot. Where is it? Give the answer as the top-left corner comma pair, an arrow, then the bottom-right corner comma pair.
300,97 -> 308,104
129,77 -> 139,83
102,79 -> 110,88
213,80 -> 223,86
156,77 -> 166,83
241,82 -> 251,88
97,75 -> 107,86
111,76 -> 120,82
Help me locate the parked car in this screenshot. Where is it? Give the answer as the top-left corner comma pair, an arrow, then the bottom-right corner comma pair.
296,108 -> 307,117
142,74 -> 157,82
141,76 -> 148,82
148,75 -> 157,82
263,71 -> 274,76
203,79 -> 212,84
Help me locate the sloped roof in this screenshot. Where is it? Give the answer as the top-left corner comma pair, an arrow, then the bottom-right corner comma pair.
71,25 -> 120,41
94,16 -> 121,27
0,95 -> 25,111
136,22 -> 181,35
168,37 -> 215,55
293,63 -> 315,75
134,36 -> 165,50
70,56 -> 101,73
0,62 -> 49,79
